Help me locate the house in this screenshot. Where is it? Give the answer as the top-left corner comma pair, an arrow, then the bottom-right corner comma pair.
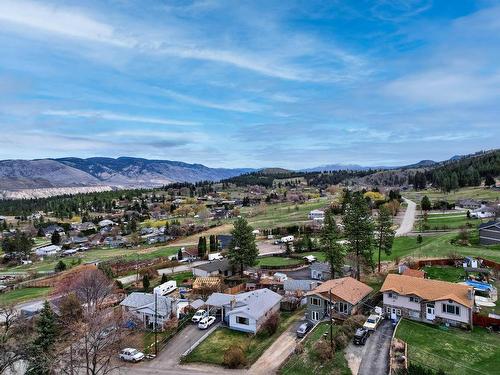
192,258 -> 235,278
34,244 -> 62,257
305,277 -> 373,322
310,262 -> 331,280
43,225 -> 65,237
283,279 -> 320,294
380,274 -> 474,328
456,199 -> 481,210
478,221 -> 500,245
98,219 -> 115,228
308,209 -> 325,220
205,288 -> 282,333
470,205 -> 496,219
120,292 -> 176,330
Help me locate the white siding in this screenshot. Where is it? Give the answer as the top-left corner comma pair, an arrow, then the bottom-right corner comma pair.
229,313 -> 257,333
383,292 -> 421,310
435,300 -> 470,324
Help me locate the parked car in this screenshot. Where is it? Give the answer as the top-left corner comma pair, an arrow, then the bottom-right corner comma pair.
353,328 -> 370,345
191,309 -> 208,323
119,348 -> 144,362
363,313 -> 383,331
198,316 -> 216,330
296,321 -> 314,338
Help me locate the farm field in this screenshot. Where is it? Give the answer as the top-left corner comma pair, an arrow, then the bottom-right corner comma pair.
395,319 -> 500,375
280,322 -> 350,375
404,186 -> 500,203
0,286 -> 52,305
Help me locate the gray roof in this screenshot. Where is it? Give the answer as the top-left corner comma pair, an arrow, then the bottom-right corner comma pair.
283,279 -> 320,292
190,299 -> 205,310
120,292 -> 174,316
479,220 -> 500,230
310,262 -> 330,273
193,258 -> 233,273
207,289 -> 282,320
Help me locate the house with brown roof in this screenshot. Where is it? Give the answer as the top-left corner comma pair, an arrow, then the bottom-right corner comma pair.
381,274 -> 474,328
305,277 -> 373,322
402,268 -> 426,278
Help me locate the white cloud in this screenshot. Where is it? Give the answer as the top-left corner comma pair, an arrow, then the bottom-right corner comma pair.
42,110 -> 199,126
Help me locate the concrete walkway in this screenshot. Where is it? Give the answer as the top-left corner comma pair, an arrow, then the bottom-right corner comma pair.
395,198 -> 416,237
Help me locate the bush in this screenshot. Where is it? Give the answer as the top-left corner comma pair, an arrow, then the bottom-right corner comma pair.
223,346 -> 247,368
343,314 -> 365,334
260,312 -> 280,336
334,332 -> 349,350
54,260 -> 66,273
314,340 -> 334,362
294,343 -> 304,354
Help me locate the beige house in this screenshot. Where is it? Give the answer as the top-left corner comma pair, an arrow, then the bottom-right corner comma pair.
381,274 -> 474,328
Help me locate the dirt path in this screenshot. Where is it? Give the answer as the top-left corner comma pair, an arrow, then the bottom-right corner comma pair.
396,198 -> 416,236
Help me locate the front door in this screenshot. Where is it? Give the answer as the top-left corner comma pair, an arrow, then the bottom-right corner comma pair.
390,307 -> 397,320
426,303 -> 435,321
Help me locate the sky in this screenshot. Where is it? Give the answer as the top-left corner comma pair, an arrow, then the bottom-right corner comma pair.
0,0 -> 499,169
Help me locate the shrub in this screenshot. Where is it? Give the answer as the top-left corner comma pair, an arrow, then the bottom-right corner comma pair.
294,343 -> 304,354
314,340 -> 334,362
223,346 -> 247,368
334,332 -> 349,350
54,260 -> 66,273
343,314 -> 365,334
260,312 -> 280,336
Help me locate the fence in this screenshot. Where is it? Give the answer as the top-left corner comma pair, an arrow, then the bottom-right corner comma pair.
224,283 -> 246,295
472,313 -> 500,328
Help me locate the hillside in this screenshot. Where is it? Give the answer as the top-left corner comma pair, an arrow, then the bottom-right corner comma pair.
0,157 -> 253,192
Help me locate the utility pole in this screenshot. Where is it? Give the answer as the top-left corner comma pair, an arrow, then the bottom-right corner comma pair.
154,292 -> 158,356
329,289 -> 333,351
136,254 -> 139,284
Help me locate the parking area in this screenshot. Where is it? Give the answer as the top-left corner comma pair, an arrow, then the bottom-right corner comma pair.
345,319 -> 394,375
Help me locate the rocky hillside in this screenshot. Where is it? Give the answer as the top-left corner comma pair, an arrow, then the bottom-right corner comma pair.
0,157 -> 253,192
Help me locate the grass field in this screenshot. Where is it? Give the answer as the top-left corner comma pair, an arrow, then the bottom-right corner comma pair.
405,186 -> 500,203
417,213 -> 477,231
423,266 -> 466,282
0,287 -> 52,305
381,233 -> 500,262
280,322 -> 350,375
184,311 -> 301,367
257,257 -> 303,267
395,319 -> 500,375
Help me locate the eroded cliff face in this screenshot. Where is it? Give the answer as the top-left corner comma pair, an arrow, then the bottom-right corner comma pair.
0,186 -> 114,199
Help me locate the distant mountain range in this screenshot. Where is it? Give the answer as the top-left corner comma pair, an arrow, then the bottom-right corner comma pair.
0,157 -> 254,191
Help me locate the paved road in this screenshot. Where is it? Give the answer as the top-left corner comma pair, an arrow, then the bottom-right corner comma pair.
395,198 -> 416,237
250,320 -> 303,374
356,320 -> 394,375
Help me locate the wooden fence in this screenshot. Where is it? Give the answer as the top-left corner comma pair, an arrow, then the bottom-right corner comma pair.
224,283 -> 246,295
473,313 -> 500,328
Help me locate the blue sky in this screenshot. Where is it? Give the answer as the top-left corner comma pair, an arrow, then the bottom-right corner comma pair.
0,0 -> 499,169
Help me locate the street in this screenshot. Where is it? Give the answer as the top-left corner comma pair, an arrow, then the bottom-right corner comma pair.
395,198 -> 416,236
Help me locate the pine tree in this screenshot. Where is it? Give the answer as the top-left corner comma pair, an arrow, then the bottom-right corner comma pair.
142,274 -> 150,291
51,231 -> 61,245
228,218 -> 258,275
375,206 -> 395,273
320,209 -> 344,279
177,248 -> 183,260
26,301 -> 57,375
421,196 -> 431,211
343,192 -> 374,280
54,260 -> 66,273
485,175 -> 496,187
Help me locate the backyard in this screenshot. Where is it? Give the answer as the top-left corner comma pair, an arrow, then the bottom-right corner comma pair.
422,266 -> 466,282
183,310 -> 301,367
395,319 -> 500,375
280,322 -> 350,375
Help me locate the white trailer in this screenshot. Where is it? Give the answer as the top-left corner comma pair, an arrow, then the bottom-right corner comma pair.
280,235 -> 295,243
153,280 -> 177,296
208,252 -> 224,261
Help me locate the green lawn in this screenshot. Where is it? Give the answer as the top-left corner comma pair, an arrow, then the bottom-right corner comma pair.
257,257 -> 303,267
395,319 -> 500,375
298,251 -> 326,262
418,214 -> 476,231
184,311 -> 301,367
405,186 -> 500,203
383,233 -> 500,262
423,266 -> 466,282
280,322 -> 351,375
0,287 -> 52,305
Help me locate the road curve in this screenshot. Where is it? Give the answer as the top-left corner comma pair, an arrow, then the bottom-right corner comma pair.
395,198 -> 416,237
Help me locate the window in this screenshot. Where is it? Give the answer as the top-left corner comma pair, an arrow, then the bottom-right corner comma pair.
396,309 -> 401,316
386,306 -> 391,313
442,304 -> 460,315
236,316 -> 249,325
388,292 -> 398,299
337,302 -> 349,314
311,311 -> 320,321
310,297 -> 321,306
409,296 -> 420,303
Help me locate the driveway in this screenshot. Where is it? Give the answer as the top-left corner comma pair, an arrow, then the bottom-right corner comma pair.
346,320 -> 393,375
116,323 -> 237,375
250,319 -> 304,374
395,198 -> 416,237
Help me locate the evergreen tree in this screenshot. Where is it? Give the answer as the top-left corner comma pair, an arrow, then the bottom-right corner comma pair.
421,196 -> 431,211
54,260 -> 66,273
320,209 -> 344,279
142,274 -> 150,291
26,301 -> 57,375
228,218 -> 258,275
177,248 -> 183,260
161,273 -> 169,283
375,206 -> 395,273
209,235 -> 217,252
485,175 -> 496,187
343,192 -> 374,280
51,231 -> 61,245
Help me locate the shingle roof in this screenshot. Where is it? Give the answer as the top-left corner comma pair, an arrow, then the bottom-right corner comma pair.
225,289 -> 282,320
380,274 -> 474,308
306,277 -> 373,305
402,268 -> 426,278
193,258 -> 232,273
120,292 -> 174,315
283,279 -> 319,292
310,262 -> 330,273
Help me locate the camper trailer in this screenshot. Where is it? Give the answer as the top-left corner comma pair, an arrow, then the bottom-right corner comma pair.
280,235 -> 295,243
153,281 -> 177,296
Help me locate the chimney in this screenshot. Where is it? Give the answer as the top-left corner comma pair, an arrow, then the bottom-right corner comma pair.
467,288 -> 474,301
230,297 -> 236,309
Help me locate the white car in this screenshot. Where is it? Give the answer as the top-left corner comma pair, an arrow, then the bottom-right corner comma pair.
119,348 -> 144,363
363,314 -> 383,331
198,316 -> 216,330
191,309 -> 208,323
